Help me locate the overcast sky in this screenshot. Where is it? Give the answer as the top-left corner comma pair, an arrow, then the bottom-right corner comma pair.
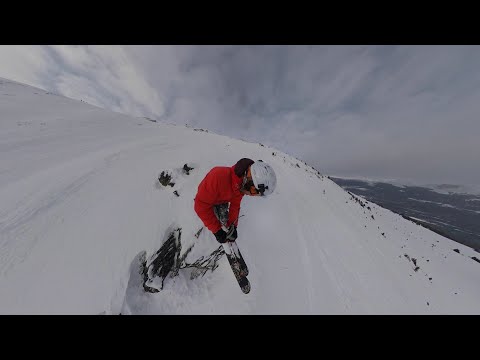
1,45 -> 479,185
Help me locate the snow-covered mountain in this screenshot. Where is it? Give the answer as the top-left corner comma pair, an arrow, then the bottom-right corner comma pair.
330,174 -> 480,196
1,77 -> 479,314
331,176 -> 480,252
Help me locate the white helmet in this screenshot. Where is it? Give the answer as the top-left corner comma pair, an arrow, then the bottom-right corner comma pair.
250,160 -> 277,196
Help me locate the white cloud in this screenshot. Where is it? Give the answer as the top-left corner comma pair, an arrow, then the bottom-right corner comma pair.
0,45 -> 50,89
1,45 -> 480,185
49,46 -> 166,118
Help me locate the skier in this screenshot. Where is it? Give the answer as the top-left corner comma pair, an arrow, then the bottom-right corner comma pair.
194,158 -> 277,244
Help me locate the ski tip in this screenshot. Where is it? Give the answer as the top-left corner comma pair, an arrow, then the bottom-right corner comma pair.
239,278 -> 251,294
241,284 -> 251,294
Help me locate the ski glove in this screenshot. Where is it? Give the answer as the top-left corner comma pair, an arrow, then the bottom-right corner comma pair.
214,225 -> 238,243
214,229 -> 228,243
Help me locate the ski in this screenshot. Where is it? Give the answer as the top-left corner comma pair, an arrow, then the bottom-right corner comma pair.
213,204 -> 250,293
222,241 -> 250,294
228,241 -> 249,276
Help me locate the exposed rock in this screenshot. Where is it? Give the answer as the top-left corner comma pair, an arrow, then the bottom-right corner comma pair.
158,171 -> 175,187
183,163 -> 194,175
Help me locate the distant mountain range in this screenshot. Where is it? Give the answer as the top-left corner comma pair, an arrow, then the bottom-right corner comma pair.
330,177 -> 480,252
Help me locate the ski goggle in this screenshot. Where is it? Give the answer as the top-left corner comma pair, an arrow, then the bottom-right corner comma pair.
243,167 -> 266,196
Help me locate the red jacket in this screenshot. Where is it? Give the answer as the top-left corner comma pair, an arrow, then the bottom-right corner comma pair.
194,158 -> 254,233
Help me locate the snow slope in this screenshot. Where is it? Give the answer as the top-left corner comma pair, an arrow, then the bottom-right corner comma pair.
1,77 -> 479,314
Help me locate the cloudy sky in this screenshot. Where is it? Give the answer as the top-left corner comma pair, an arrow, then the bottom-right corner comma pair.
1,45 -> 479,186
